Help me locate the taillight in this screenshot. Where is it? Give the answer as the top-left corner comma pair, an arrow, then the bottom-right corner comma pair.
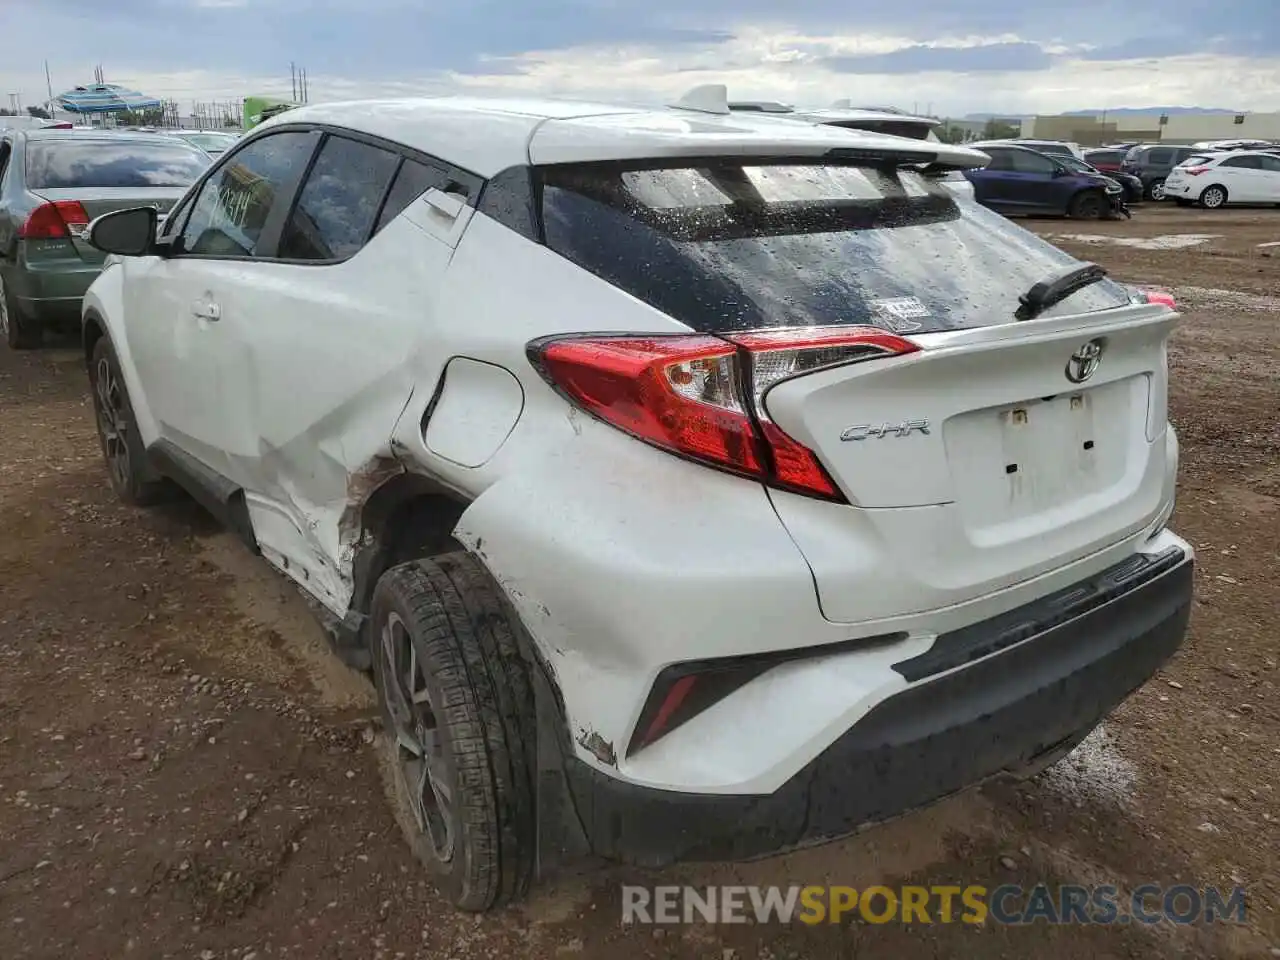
18,201 -> 89,240
1184,166 -> 1210,176
530,326 -> 917,502
1143,290 -> 1177,309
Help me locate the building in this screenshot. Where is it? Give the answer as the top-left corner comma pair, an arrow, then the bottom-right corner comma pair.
1020,111 -> 1280,146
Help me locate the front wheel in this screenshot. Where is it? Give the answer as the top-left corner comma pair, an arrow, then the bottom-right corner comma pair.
1199,185 -> 1228,209
370,552 -> 537,912
1068,190 -> 1105,220
89,337 -> 171,505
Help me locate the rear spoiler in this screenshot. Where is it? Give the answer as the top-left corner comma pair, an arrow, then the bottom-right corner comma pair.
826,146 -> 990,172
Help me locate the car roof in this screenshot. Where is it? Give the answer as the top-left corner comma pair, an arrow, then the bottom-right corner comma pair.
19,128 -> 195,147
254,96 -> 986,177
783,108 -> 939,127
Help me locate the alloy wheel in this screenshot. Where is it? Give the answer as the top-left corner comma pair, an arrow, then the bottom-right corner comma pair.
1150,180 -> 1166,201
93,356 -> 132,491
380,611 -> 456,862
1202,187 -> 1226,209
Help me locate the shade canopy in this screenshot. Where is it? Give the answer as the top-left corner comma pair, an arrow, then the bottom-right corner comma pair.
56,83 -> 162,114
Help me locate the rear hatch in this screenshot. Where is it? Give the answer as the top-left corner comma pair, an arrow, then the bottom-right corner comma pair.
537,155 -> 1177,622
23,136 -> 207,263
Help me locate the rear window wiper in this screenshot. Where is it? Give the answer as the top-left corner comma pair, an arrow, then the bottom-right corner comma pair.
1015,262 -> 1108,321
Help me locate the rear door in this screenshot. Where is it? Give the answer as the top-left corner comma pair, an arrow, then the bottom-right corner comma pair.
1216,154 -> 1263,201
208,133 -> 478,610
1255,153 -> 1280,201
1003,148 -> 1064,211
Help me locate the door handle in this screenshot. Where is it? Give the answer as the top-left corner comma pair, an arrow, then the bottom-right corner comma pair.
191,299 -> 221,322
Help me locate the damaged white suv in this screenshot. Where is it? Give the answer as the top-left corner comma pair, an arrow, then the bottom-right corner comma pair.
81,91 -> 1194,912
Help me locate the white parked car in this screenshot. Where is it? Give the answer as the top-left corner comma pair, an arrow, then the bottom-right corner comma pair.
1163,150 -> 1280,207
79,93 -> 1194,911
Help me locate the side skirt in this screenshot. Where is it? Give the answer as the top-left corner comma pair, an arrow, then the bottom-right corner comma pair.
146,439 -> 259,554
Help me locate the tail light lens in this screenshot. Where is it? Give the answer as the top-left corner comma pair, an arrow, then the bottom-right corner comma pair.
18,200 -> 89,240
530,326 -> 918,502
1184,166 -> 1210,176
1142,290 -> 1177,309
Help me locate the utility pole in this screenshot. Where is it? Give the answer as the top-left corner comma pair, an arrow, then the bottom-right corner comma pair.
45,61 -> 54,112
291,62 -> 297,102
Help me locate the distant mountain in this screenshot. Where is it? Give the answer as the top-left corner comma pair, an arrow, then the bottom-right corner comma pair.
1060,107 -> 1241,116
961,107 -> 1242,121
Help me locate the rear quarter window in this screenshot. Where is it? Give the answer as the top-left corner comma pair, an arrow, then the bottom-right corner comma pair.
24,139 -> 210,189
539,161 -> 1132,335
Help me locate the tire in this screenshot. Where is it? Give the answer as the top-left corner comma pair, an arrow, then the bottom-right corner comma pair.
88,337 -> 171,506
1068,190 -> 1105,220
1146,178 -> 1166,201
1199,185 -> 1228,209
370,552 -> 537,912
0,269 -> 42,350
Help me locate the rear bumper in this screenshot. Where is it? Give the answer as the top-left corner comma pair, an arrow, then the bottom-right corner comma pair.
6,249 -> 102,322
563,546 -> 1193,866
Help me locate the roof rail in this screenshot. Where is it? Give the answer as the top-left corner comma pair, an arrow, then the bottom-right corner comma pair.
669,84 -> 730,115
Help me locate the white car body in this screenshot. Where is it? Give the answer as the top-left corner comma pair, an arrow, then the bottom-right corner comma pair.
80,94 -> 1194,894
1163,149 -> 1280,206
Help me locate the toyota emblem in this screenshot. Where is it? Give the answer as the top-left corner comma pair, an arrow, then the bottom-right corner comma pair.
1065,339 -> 1104,384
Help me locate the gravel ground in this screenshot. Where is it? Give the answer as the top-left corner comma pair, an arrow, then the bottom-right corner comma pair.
0,205 -> 1277,959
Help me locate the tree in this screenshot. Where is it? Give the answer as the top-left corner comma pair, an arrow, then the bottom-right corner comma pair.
981,118 -> 1021,140
26,105 -> 51,119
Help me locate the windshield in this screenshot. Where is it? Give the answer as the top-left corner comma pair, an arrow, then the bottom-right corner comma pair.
25,140 -> 210,189
180,132 -> 238,151
540,161 -> 1131,335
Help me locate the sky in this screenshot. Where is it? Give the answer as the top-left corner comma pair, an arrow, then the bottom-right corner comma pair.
2,0 -> 1278,117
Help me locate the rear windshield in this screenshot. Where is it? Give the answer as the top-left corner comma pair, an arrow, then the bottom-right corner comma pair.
1085,150 -> 1123,165
25,140 -> 209,189
1179,155 -> 1215,167
540,161 -> 1132,335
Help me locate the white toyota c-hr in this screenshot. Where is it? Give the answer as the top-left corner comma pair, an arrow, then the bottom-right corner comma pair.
79,91 -> 1194,912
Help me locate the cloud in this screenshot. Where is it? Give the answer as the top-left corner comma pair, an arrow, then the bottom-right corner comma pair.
1,0 -> 1278,118
821,41 -> 1054,74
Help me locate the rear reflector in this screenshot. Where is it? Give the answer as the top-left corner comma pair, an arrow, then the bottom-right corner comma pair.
18,200 -> 89,240
530,326 -> 918,501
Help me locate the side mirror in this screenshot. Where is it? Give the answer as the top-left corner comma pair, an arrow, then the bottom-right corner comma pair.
87,207 -> 158,257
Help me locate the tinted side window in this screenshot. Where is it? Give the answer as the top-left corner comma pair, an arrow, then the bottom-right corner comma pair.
277,135 -> 400,261
374,158 -> 450,233
1148,149 -> 1172,165
180,131 -> 315,257
1010,150 -> 1056,174
1222,155 -> 1261,169
0,140 -> 12,185
1258,155 -> 1280,173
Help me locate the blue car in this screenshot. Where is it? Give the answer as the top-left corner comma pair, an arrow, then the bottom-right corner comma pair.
965,142 -> 1123,219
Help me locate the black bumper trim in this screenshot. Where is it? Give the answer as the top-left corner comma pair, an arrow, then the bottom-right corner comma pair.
894,545 -> 1187,683
562,552 -> 1193,866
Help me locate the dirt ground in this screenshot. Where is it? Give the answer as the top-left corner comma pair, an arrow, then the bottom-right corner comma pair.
1,205 -> 1277,960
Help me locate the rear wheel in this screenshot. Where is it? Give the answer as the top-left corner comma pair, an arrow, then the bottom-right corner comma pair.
1068,190 -> 1105,220
89,337 -> 171,505
1147,178 -> 1167,201
1199,185 -> 1228,209
0,270 -> 42,350
370,552 -> 537,912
